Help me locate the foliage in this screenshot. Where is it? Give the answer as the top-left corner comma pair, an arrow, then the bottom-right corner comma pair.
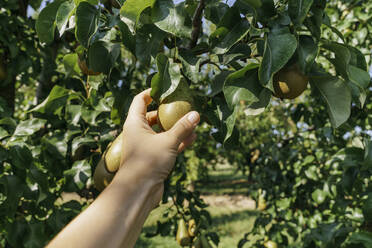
0,0 -> 371,247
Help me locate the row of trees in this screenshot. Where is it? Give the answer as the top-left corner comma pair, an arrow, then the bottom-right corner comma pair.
0,0 -> 371,247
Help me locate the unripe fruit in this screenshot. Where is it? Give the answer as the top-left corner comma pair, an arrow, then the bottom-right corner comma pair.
264,240 -> 278,248
93,159 -> 115,191
257,195 -> 267,211
93,132 -> 124,191
188,219 -> 197,237
78,57 -> 101,76
104,132 -> 124,173
176,219 -> 191,246
273,64 -> 308,99
157,80 -> 194,131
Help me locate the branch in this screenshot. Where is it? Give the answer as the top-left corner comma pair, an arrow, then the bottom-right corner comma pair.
199,59 -> 222,71
189,0 -> 205,49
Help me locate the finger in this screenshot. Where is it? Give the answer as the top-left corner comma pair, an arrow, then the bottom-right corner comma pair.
127,89 -> 152,119
146,111 -> 158,126
177,132 -> 197,153
167,111 -> 200,146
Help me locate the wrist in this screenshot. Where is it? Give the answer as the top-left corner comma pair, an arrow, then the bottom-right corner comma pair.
112,160 -> 164,207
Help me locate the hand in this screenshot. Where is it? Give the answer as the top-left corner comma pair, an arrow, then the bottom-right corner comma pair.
115,88 -> 200,189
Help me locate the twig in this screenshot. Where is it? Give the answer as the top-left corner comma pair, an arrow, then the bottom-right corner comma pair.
189,0 -> 205,49
199,59 -> 222,71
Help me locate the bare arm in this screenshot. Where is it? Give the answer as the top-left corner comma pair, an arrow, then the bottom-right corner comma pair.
47,89 -> 200,248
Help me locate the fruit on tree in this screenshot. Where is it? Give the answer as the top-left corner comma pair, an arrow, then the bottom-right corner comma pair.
158,80 -> 194,131
93,159 -> 115,191
273,64 -> 308,99
188,219 -> 197,237
78,57 -> 101,76
104,132 -> 124,172
257,196 -> 267,211
93,132 -> 124,191
176,219 -> 191,246
264,240 -> 278,248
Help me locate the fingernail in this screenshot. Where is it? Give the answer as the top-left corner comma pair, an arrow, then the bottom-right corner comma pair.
187,111 -> 199,124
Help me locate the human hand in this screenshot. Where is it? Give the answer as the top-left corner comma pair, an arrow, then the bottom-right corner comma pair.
115,89 -> 200,187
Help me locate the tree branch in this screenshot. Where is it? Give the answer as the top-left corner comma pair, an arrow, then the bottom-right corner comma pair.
189,0 -> 205,49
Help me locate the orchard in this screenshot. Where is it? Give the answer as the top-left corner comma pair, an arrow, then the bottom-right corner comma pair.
0,0 -> 371,247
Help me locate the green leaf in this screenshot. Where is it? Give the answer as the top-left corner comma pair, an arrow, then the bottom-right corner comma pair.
240,0 -> 262,9
223,64 -> 261,110
24,223 -> 47,248
31,85 -> 80,116
150,54 -> 182,103
322,41 -> 369,107
118,21 -> 136,55
259,28 -> 297,87
178,49 -> 201,83
9,144 -> 33,169
210,7 -> 240,48
55,0 -> 75,37
243,88 -> 271,116
297,35 -> 318,73
364,140 -> 372,167
13,118 -> 46,136
36,0 -> 65,44
212,19 -> 250,55
120,0 -> 155,33
312,189 -> 326,204
347,232 -> 372,248
152,0 -> 192,38
75,2 -> 99,47
136,24 -> 166,66
63,53 -> 80,77
29,165 -> 49,204
88,41 -> 120,74
322,41 -> 351,79
209,97 -> 238,143
42,132 -> 68,158
0,126 -> 9,139
304,7 -> 323,40
209,70 -> 232,97
363,193 -> 372,222
64,160 -> 91,190
256,0 -> 275,21
311,74 -> 351,128
71,136 -> 95,158
223,106 -> 238,143
204,2 -> 229,25
222,43 -> 251,65
288,0 -> 314,25
0,175 -> 25,216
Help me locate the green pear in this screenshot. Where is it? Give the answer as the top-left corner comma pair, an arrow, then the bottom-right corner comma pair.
158,80 -> 194,131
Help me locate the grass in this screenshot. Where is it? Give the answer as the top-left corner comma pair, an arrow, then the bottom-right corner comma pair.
135,163 -> 258,247
135,205 -> 257,248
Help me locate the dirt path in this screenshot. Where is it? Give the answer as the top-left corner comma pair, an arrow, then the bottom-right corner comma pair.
200,194 -> 256,210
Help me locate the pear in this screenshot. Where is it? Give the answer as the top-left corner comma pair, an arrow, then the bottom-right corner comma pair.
176,219 -> 191,246
93,159 -> 115,191
93,132 -> 124,191
158,80 -> 194,131
273,64 -> 308,99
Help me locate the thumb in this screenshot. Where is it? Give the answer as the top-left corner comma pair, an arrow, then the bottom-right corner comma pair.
167,111 -> 200,146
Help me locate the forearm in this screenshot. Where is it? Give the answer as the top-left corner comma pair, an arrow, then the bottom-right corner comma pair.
48,162 -> 163,248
